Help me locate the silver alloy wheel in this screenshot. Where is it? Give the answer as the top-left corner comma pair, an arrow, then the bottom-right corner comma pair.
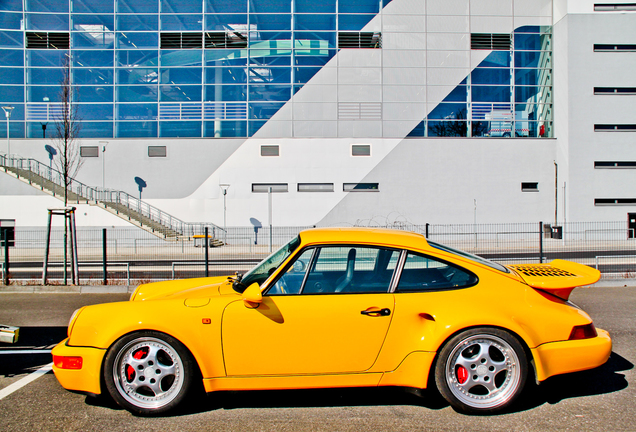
445,334 -> 522,410
112,337 -> 185,410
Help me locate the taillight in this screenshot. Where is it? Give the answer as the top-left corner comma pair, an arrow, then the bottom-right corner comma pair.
53,355 -> 83,370
568,323 -> 597,340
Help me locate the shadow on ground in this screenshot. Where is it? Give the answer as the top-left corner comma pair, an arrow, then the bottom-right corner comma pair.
0,326 -> 66,377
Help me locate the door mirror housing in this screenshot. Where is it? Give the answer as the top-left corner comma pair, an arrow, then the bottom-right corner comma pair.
242,282 -> 262,308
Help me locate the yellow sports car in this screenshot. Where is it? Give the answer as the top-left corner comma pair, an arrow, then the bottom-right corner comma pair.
52,228 -> 611,415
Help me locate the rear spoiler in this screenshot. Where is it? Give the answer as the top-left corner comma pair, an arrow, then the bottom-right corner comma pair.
507,259 -> 601,301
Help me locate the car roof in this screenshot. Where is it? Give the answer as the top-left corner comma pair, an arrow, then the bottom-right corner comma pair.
298,227 -> 430,250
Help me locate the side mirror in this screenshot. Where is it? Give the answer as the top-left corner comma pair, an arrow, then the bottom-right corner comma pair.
242,282 -> 262,308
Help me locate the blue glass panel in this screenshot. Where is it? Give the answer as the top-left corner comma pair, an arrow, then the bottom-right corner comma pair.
160,84 -> 202,101
249,31 -> 292,44
339,0 -> 379,14
29,68 -> 64,84
204,120 -> 247,137
27,50 -> 67,67
2,104 -> 24,120
407,121 -> 425,137
28,121 -> 55,138
204,84 -> 247,101
117,32 -> 159,49
117,103 -> 158,119
514,26 -> 550,34
161,68 -> 202,84
162,0 -> 202,13
117,85 -> 159,102
514,51 -> 545,68
205,0 -> 247,13
0,49 -> 24,66
74,0 -> 114,13
72,14 -> 114,31
471,68 -> 511,85
294,32 -> 336,50
383,0 -> 393,6
0,0 -> 23,12
0,68 -> 23,84
26,13 -> 69,31
205,67 -> 247,83
338,14 -> 375,31
77,103 -> 114,120
72,32 -> 115,49
73,69 -> 114,85
295,0 -> 335,13
479,51 -> 511,68
514,68 -> 542,86
26,0 -> 68,13
161,50 -> 202,66
75,86 -> 115,102
514,33 -> 550,51
426,103 -> 468,120
205,14 -> 247,30
0,85 -> 24,102
440,85 -> 468,102
161,15 -> 203,31
27,86 -> 58,102
427,121 -> 467,137
515,86 -> 548,103
249,50 -> 291,66
0,31 -> 23,48
74,51 -> 114,67
293,67 -> 321,84
116,0 -> 158,13
116,15 -> 159,31
249,85 -> 290,101
249,67 -> 291,84
250,14 -> 291,31
249,0 -> 291,13
159,121 -> 202,137
471,121 -> 490,137
0,12 -> 23,29
295,14 -> 336,31
294,50 -> 336,66
117,50 -> 159,67
205,49 -> 248,66
2,120 -> 25,138
248,119 -> 265,135
118,68 -> 158,85
472,86 -> 511,103
78,121 -> 113,138
117,121 -> 158,137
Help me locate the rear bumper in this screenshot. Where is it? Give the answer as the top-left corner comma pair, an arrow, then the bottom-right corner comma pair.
531,328 -> 612,382
51,338 -> 106,395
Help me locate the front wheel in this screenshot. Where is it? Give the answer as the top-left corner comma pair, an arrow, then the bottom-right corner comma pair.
104,331 -> 194,415
435,328 -> 528,414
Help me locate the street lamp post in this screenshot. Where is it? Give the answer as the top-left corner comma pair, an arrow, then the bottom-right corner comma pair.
2,106 -> 14,157
220,184 -> 230,244
99,141 -> 108,191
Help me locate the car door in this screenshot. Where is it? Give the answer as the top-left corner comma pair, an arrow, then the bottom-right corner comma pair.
221,245 -> 400,376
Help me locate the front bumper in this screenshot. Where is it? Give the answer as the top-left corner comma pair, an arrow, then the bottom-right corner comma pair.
532,328 -> 612,382
51,338 -> 106,395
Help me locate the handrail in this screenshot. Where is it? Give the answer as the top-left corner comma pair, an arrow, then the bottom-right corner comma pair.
0,153 -> 224,239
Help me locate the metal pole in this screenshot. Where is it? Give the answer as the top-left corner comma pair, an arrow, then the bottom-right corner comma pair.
268,187 -> 273,253
539,221 -> 544,264
102,228 -> 107,285
425,223 -> 429,239
2,228 -> 8,286
42,210 -> 52,284
204,227 -> 209,277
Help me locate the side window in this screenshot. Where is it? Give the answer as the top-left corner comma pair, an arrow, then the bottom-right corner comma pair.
396,252 -> 478,292
302,246 -> 399,294
268,249 -> 314,295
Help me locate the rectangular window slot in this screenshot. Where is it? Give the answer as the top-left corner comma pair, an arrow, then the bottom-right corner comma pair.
338,32 -> 382,49
205,31 -> 247,49
594,87 -> 636,94
521,182 -> 539,192
148,146 -> 167,157
594,124 -> 636,131
160,33 -> 202,49
252,183 -> 288,193
595,161 -> 636,168
80,146 -> 98,157
338,103 -> 382,120
343,183 -> 379,192
471,33 -> 511,50
26,32 -> 70,49
594,3 -> 636,11
594,44 -> 636,52
351,145 -> 371,156
595,198 -> 636,205
260,145 -> 280,157
298,183 -> 334,192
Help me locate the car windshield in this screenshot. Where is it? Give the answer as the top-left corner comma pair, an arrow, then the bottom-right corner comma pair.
428,240 -> 510,273
233,235 -> 301,292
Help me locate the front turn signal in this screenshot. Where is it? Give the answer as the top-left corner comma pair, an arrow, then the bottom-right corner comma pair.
53,355 -> 83,370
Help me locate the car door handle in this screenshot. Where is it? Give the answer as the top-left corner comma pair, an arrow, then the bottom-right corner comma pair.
361,308 -> 391,317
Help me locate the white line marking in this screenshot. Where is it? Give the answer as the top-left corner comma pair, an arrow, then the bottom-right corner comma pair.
0,350 -> 53,354
0,363 -> 53,401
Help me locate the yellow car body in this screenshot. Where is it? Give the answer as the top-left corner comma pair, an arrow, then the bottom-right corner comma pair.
52,228 -> 611,415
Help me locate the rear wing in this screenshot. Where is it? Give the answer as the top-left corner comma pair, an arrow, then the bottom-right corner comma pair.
507,259 -> 601,300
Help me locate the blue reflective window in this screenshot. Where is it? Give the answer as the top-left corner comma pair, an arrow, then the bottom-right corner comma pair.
27,50 -> 68,67
161,50 -> 202,66
0,31 -> 24,48
160,84 -> 202,101
471,68 -> 511,85
162,0 -> 202,13
0,68 -> 24,84
74,69 -> 114,85
205,84 -> 247,101
28,121 -> 54,138
116,32 -> 159,49
295,14 -> 336,31
479,51 -> 511,68
407,121 -> 425,137
514,68 -> 542,86
74,50 -> 114,67
29,68 -> 63,84
116,15 -> 159,31
118,68 -> 158,85
73,0 -> 114,13
250,14 -> 291,31
117,103 -> 158,119
26,13 -> 69,31
249,0 -> 291,13
293,67 -> 321,84
249,85 -> 290,101
78,121 -> 114,138
117,121 -> 158,137
249,31 -> 292,45
27,85 -> 59,102
249,67 -> 290,84
26,0 -> 68,13
77,103 -> 114,120
117,50 -> 159,67
116,0 -> 158,13
294,32 -> 336,50
294,50 -> 336,66
204,120 -> 247,137
117,85 -> 159,102
72,15 -> 115,31
427,103 -> 468,120
161,15 -> 203,31
205,0 -> 247,13
338,14 -> 375,31
0,0 -> 23,12
248,119 -> 266,135
442,85 -> 468,102
205,67 -> 247,84
205,49 -> 248,66
514,26 -> 549,34
72,32 -> 116,49
205,14 -> 247,30
161,68 -> 202,84
514,33 -> 550,51
515,86 -> 549,103
514,51 -> 549,68
2,120 -> 25,138
0,49 -> 24,66
0,12 -> 23,30
295,0 -> 335,13
339,0 -> 379,14
427,121 -> 467,137
160,120 -> 202,137
472,86 -> 511,103
249,49 -> 291,66
0,85 -> 24,102
75,86 -> 115,102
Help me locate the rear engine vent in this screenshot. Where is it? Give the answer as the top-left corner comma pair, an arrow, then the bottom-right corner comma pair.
509,265 -> 577,278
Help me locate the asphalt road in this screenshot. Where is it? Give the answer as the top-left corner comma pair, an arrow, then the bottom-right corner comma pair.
0,287 -> 634,431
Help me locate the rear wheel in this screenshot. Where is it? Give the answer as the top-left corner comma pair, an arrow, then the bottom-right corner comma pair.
435,328 -> 527,414
104,331 -> 193,415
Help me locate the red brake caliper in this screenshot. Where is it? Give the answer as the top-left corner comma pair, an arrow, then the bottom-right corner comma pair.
456,365 -> 468,384
126,348 -> 148,382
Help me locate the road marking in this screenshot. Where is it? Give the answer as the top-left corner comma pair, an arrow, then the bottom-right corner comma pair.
0,363 -> 53,401
0,349 -> 52,354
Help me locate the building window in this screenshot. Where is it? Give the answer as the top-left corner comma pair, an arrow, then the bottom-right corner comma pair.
521,182 -> 539,192
594,87 -> 636,95
261,145 -> 280,157
205,31 -> 248,49
343,183 -> 379,192
298,183 -> 334,192
25,32 -> 70,49
351,144 -> 371,156
595,198 -> 636,205
148,146 -> 167,157
160,33 -> 202,49
595,161 -> 636,168
594,3 -> 636,11
594,44 -> 636,52
594,124 -> 636,131
338,32 -> 382,49
471,34 -> 512,50
252,183 -> 288,193
80,146 -> 99,157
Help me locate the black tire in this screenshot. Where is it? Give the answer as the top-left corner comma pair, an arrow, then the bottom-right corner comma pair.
103,331 -> 194,415
434,327 -> 528,414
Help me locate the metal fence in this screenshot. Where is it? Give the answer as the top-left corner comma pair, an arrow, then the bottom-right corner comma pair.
1,221 -> 634,285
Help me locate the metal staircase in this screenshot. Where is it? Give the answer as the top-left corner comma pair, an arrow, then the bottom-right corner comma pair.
0,153 -> 224,242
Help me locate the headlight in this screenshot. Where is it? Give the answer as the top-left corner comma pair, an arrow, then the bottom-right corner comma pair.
67,307 -> 83,337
